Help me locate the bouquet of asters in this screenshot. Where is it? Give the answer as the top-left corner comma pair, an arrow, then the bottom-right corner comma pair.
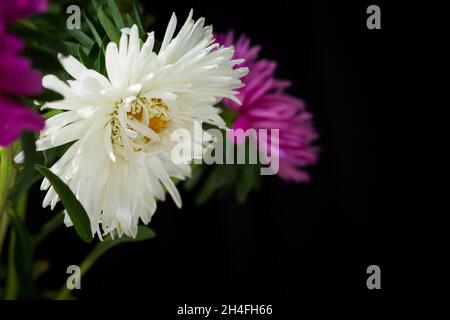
0,0 -> 318,299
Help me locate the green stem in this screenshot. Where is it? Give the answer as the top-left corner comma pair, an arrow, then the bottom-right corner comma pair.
4,232 -> 17,299
16,191 -> 27,219
55,227 -> 155,299
55,235 -> 120,300
55,243 -> 100,300
0,214 -> 8,260
0,147 -> 10,217
34,211 -> 64,246
1,146 -> 23,300
0,147 -> 12,260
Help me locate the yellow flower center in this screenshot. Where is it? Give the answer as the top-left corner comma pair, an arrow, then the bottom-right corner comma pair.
111,97 -> 170,153
128,98 -> 169,135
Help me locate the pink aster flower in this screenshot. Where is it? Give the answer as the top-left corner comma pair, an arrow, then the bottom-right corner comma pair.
216,32 -> 319,182
0,0 -> 46,146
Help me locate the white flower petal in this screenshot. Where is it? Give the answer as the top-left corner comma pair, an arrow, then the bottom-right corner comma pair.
58,54 -> 88,79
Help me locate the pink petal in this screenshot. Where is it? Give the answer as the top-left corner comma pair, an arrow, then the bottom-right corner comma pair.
0,96 -> 45,146
0,53 -> 43,95
0,0 -> 47,24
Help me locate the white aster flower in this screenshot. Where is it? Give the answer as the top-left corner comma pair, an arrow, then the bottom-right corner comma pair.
37,11 -> 248,238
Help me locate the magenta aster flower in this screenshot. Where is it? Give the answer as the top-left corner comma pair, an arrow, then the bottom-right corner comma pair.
216,32 -> 319,182
0,0 -> 46,146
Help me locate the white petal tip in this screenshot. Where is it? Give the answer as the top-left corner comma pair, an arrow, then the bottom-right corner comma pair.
14,152 -> 24,164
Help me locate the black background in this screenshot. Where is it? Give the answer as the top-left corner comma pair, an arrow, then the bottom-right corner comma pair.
24,0 -> 414,302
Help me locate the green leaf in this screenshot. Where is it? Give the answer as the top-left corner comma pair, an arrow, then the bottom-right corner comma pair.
95,46 -> 106,75
235,164 -> 261,203
35,165 -> 92,243
6,207 -> 33,298
220,106 -> 239,127
8,172 -> 42,200
77,44 -> 89,67
77,44 -> 97,69
42,109 -> 63,120
183,163 -> 205,191
125,13 -> 134,27
19,132 -> 37,191
91,0 -> 101,14
84,14 -> 103,48
107,0 -> 124,30
87,44 -> 100,70
131,1 -> 145,35
98,5 -> 120,43
62,41 -> 79,57
195,166 -> 229,205
5,232 -> 18,299
24,36 -> 69,56
22,43 -> 61,72
83,226 -> 156,275
67,29 -> 94,51
92,35 -> 108,75
93,226 -> 156,257
34,211 -> 64,246
43,141 -> 74,167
